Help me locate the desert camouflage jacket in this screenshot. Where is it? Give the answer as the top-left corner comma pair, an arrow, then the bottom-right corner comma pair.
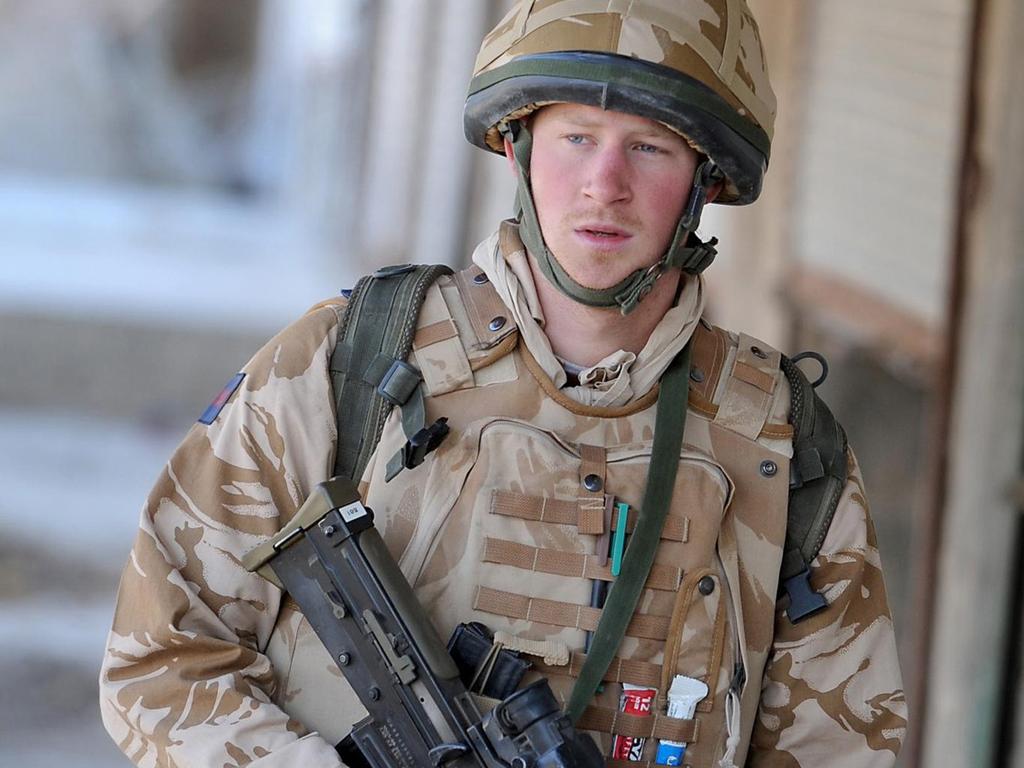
100,248 -> 907,767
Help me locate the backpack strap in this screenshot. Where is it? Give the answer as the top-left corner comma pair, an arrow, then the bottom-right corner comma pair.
330,264 -> 453,483
778,354 -> 850,623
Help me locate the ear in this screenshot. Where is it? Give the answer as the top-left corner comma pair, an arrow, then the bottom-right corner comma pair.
503,135 -> 517,176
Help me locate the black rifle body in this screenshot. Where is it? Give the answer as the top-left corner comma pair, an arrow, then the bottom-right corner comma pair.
243,477 -> 603,768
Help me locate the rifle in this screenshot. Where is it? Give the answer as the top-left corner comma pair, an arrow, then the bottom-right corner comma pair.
244,477 -> 603,768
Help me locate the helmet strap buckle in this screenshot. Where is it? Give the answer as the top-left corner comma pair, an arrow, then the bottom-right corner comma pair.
680,160 -> 723,231
613,260 -> 667,315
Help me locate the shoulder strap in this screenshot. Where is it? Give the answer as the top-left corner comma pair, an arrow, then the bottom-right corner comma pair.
330,264 -> 453,483
778,354 -> 849,623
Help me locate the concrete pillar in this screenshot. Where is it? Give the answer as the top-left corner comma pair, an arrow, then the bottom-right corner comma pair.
921,0 -> 1024,762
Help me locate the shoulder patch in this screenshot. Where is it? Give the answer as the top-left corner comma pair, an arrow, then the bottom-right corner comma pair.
198,372 -> 246,425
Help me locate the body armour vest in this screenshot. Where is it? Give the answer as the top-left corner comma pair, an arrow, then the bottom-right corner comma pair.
263,265 -> 796,768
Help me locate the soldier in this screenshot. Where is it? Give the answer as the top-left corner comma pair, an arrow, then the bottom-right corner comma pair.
100,2 -> 907,766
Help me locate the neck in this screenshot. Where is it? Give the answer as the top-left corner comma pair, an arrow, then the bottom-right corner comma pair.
529,255 -> 681,368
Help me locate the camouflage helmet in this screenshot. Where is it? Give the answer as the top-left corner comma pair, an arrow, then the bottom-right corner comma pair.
465,0 -> 777,206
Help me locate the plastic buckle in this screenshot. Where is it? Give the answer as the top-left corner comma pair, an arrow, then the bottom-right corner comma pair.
376,359 -> 421,406
783,567 -> 828,623
678,162 -> 716,230
400,417 -> 450,470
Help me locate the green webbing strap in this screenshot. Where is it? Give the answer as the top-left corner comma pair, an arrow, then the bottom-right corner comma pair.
566,343 -> 692,723
330,264 -> 452,483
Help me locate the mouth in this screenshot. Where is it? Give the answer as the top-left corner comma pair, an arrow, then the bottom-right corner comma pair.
574,224 -> 632,245
576,224 -> 629,238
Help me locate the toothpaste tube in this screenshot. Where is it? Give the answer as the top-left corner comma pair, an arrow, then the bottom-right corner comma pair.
611,683 -> 657,761
654,676 -> 709,765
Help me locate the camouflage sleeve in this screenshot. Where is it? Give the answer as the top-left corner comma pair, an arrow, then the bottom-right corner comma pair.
99,303 -> 348,767
746,450 -> 908,767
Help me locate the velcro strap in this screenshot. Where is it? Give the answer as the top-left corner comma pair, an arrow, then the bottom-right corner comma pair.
482,537 -> 682,591
733,360 -> 776,393
490,490 -> 690,542
412,318 -> 459,349
577,444 -> 607,535
473,586 -> 670,640
713,334 -> 779,440
577,705 -> 699,743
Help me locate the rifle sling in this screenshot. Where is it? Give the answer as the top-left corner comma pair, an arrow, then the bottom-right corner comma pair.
566,343 -> 692,723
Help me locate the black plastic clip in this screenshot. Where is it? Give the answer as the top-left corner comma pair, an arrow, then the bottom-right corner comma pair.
782,566 -> 828,623
400,417 -> 450,471
376,359 -> 422,406
791,351 -> 829,388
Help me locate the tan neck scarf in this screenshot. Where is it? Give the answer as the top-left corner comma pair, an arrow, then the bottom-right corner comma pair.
472,222 -> 706,407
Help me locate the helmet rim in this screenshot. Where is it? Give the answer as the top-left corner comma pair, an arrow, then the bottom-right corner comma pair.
464,51 -> 770,205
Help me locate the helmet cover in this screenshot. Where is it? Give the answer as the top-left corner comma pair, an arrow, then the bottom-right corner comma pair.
465,0 -> 777,203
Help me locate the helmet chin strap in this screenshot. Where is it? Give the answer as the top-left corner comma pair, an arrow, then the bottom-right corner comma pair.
504,120 -> 721,316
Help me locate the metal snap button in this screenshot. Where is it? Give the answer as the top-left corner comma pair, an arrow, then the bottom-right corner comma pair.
689,367 -> 705,383
698,576 -> 716,596
751,345 -> 768,360
473,272 -> 489,285
583,474 -> 603,492
488,316 -> 507,332
760,460 -> 778,477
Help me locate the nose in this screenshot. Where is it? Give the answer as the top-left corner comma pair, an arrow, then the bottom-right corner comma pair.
582,146 -> 632,205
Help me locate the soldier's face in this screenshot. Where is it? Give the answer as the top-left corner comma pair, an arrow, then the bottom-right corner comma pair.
508,103 -> 700,292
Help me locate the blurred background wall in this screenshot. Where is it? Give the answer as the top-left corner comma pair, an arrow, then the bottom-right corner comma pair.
0,1 -> 1020,766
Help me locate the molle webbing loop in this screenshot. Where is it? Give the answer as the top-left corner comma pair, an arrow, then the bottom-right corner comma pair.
506,121 -> 719,315
778,354 -> 849,623
330,264 -> 453,483
566,343 -> 692,723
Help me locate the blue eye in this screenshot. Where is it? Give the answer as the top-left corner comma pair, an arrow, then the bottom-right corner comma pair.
636,143 -> 660,154
566,134 -> 586,145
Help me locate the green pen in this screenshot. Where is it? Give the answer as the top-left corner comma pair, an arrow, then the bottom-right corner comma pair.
611,502 -> 629,577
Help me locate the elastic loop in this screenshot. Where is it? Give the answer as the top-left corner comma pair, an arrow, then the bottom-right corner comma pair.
791,351 -> 829,388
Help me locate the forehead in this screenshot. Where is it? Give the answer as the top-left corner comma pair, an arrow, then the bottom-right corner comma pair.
532,103 -> 683,141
